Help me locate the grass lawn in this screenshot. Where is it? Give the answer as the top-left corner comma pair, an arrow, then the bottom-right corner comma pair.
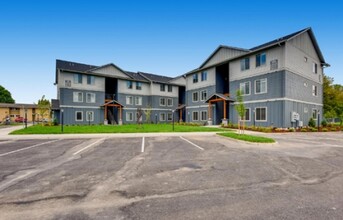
10,124 -> 225,134
218,132 -> 275,143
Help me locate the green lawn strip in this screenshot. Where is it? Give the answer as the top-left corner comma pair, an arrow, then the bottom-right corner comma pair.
218,132 -> 275,143
10,124 -> 226,134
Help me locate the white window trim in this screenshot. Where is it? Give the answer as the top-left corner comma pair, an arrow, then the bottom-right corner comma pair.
75,111 -> 83,121
160,113 -> 166,121
167,113 -> 173,121
201,71 -> 207,81
86,93 -> 96,103
312,85 -> 318,97
135,96 -> 142,106
160,98 -> 166,106
200,90 -> 207,101
126,112 -> 134,121
254,78 -> 267,95
192,111 -> 199,121
87,75 -> 95,85
168,85 -> 173,92
200,110 -> 207,121
86,111 -> 94,122
167,98 -> 173,107
192,91 -> 199,102
240,82 -> 251,96
73,92 -> 83,103
255,107 -> 267,122
243,108 -> 251,122
312,62 -> 317,74
126,96 -> 133,105
312,108 -> 318,120
240,58 -> 250,71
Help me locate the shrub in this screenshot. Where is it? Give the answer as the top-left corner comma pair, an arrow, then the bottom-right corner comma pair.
309,127 -> 317,132
301,128 -> 307,132
288,127 -> 295,132
321,119 -> 328,127
321,128 -> 328,132
308,118 -> 316,127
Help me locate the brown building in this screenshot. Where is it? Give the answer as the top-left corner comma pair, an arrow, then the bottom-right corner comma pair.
0,103 -> 39,123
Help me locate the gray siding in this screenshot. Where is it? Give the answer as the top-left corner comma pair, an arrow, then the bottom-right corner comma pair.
60,88 -> 105,107
186,85 -> 216,107
61,107 -> 103,125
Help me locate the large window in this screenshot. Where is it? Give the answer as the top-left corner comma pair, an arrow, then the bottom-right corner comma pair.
192,111 -> 199,121
200,90 -> 207,101
312,109 -> 318,119
136,82 -> 142,90
160,98 -> 166,106
255,107 -> 267,121
313,62 -> 318,74
240,58 -> 250,71
135,96 -> 142,105
239,82 -> 250,95
167,113 -> 173,121
160,84 -> 165,92
167,98 -> 173,106
201,71 -> 207,81
75,111 -> 83,121
244,108 -> 250,121
168,85 -> 173,92
73,74 -> 82,84
256,52 -> 266,67
86,93 -> 96,103
312,85 -> 318,96
160,113 -> 166,121
193,74 -> 198,83
255,79 -> 267,94
86,111 -> 94,122
127,81 -> 133,89
192,92 -> 199,102
87,75 -> 95,85
73,92 -> 83,102
126,112 -> 133,121
201,111 -> 207,121
126,96 -> 133,105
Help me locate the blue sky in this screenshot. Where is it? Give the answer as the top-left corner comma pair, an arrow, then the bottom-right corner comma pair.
1,0 -> 342,103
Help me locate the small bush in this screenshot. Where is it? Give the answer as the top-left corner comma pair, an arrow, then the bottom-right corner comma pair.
321,120 -> 328,127
308,118 -> 316,127
309,127 -> 317,132
288,127 -> 295,132
322,128 -> 328,132
301,128 -> 307,132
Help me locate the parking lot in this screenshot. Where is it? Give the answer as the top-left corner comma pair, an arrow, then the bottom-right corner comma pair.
0,132 -> 342,220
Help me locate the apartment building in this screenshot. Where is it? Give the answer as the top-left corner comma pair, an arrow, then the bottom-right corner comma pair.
54,27 -> 328,127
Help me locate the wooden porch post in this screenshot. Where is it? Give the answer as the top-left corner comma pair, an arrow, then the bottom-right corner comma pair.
119,106 -> 122,121
105,105 -> 107,120
179,109 -> 182,122
208,101 -> 212,120
223,100 -> 226,119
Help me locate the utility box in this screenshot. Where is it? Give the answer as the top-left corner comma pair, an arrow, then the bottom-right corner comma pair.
291,112 -> 300,123
298,121 -> 303,127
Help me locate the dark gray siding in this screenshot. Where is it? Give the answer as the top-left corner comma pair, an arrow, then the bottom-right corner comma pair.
60,88 -> 105,107
61,107 -> 103,125
186,85 -> 216,107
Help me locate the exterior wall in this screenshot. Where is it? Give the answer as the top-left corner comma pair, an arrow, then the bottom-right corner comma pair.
186,85 -> 216,107
186,67 -> 216,91
0,107 -> 10,122
230,46 -> 285,81
151,83 -> 178,97
0,107 -> 38,122
285,32 -> 323,84
58,71 -> 105,92
61,107 -> 104,125
118,79 -> 151,95
169,76 -> 186,86
203,47 -> 248,68
91,65 -> 131,79
122,109 -> 178,124
59,88 -> 105,107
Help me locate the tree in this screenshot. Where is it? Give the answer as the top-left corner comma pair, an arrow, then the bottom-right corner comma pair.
37,95 -> 51,124
235,89 -> 246,134
143,105 -> 152,123
0,85 -> 15,103
323,74 -> 343,124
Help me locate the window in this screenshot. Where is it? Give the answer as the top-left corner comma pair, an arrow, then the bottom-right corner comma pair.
73,92 -> 83,102
256,52 -> 266,67
200,90 -> 207,101
244,109 -> 250,121
126,112 -> 133,121
167,98 -> 173,106
65,80 -> 71,87
127,81 -> 133,89
192,111 -> 199,121
193,74 -> 198,83
201,111 -> 207,121
240,58 -> 250,71
201,71 -> 207,81
313,62 -> 318,74
255,107 -> 267,121
270,59 -> 278,70
87,75 -> 95,85
126,96 -> 133,105
73,74 -> 82,84
192,92 -> 199,102
159,84 -> 165,92
312,85 -> 318,96
86,111 -> 94,122
239,82 -> 250,95
136,82 -> 142,90
135,96 -> 142,105
160,98 -> 166,106
75,111 -> 83,121
167,113 -> 173,121
168,85 -> 173,92
312,109 -> 318,119
86,93 -> 96,103
160,113 -> 166,121
255,79 -> 267,94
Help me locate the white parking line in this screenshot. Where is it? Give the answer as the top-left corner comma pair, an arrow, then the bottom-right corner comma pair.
73,138 -> 105,155
141,137 -> 145,152
180,136 -> 204,151
0,140 -> 60,157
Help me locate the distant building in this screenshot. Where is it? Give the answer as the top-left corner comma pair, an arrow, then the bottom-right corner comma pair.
53,27 -> 329,127
0,103 -> 37,122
